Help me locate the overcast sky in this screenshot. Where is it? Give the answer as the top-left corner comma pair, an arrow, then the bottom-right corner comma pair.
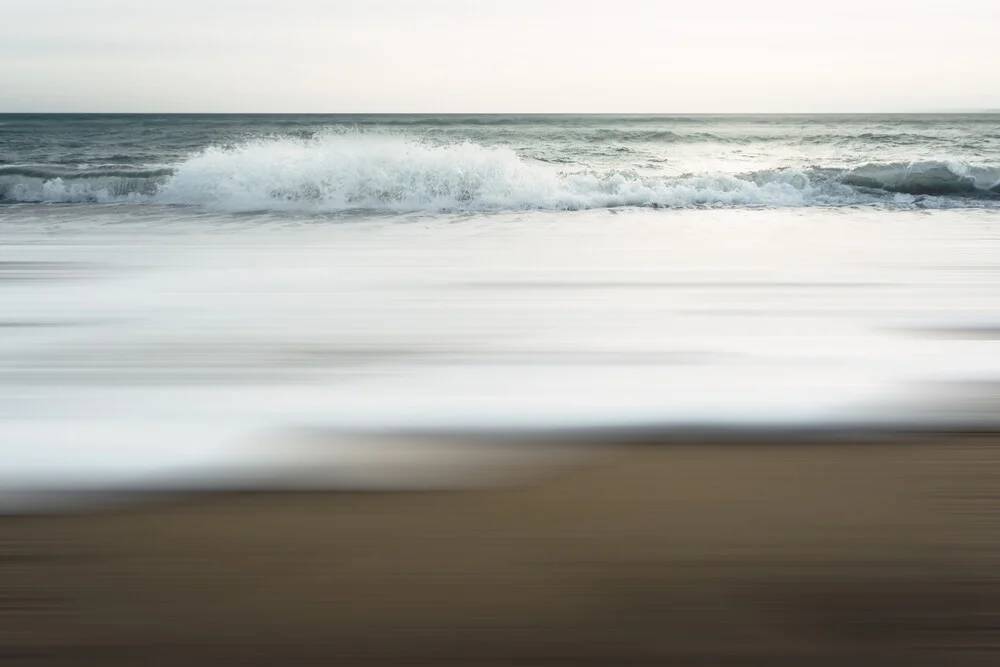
2,0 -> 998,113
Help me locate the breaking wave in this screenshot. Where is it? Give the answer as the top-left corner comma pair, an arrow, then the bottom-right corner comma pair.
2,134 -> 998,211
841,161 -> 1000,195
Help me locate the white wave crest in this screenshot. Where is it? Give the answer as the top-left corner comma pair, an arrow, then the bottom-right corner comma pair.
157,134 -> 563,211
0,175 -> 156,204
153,133 -> 865,211
3,134 -> 996,211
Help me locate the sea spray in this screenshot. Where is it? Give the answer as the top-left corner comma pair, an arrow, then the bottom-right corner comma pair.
3,132 -> 999,210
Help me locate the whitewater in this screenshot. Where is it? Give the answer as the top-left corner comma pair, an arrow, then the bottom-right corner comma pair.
3,114 -> 1000,507
2,115 -> 1000,212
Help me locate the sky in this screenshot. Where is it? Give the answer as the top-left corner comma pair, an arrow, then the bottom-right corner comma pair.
2,0 -> 999,113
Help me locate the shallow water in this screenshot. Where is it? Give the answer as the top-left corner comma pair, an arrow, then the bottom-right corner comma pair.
3,115 -> 1000,499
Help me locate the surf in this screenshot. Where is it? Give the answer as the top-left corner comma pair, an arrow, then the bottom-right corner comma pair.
2,133 -> 998,211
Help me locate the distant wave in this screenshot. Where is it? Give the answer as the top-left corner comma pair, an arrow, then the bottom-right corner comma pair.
0,166 -> 174,180
841,161 -> 1000,195
2,135 -> 998,211
0,164 -> 167,202
582,129 -> 718,143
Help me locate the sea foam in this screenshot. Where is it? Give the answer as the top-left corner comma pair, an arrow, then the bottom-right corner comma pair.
2,133 -> 998,211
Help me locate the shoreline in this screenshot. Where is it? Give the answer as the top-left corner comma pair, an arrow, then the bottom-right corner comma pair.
4,430 -> 1000,664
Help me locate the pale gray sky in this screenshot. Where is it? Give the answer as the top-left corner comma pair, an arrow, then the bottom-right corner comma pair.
2,0 -> 998,112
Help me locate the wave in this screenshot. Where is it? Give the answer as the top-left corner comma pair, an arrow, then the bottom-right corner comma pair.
2,134 -> 998,211
280,115 -> 716,127
0,167 -> 167,203
0,165 -> 174,180
841,161 -> 1000,195
583,129 -> 718,143
800,132 -> 956,146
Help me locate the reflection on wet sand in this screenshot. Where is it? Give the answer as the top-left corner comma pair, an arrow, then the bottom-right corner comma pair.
4,430 -> 1000,665
5,209 -> 1000,664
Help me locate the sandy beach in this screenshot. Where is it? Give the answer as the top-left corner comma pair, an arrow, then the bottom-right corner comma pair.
4,430 -> 1000,665
6,4 -> 1000,665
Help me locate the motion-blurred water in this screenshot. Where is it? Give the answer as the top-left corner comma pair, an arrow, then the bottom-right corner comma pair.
3,114 -> 1000,500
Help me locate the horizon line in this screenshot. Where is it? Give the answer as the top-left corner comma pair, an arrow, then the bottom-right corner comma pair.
2,110 -> 999,116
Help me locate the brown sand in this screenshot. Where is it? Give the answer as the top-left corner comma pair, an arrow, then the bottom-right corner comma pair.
4,433 -> 1000,665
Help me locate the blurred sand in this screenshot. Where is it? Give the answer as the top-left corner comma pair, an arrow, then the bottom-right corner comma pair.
4,432 -> 1000,665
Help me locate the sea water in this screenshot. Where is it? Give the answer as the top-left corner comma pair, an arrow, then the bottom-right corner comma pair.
3,114 -> 1000,500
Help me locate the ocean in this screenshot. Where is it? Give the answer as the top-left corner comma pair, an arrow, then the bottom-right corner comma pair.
3,114 -> 1000,210
3,114 -> 1000,498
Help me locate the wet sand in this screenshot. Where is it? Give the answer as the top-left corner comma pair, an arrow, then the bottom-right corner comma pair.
4,431 -> 1000,665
